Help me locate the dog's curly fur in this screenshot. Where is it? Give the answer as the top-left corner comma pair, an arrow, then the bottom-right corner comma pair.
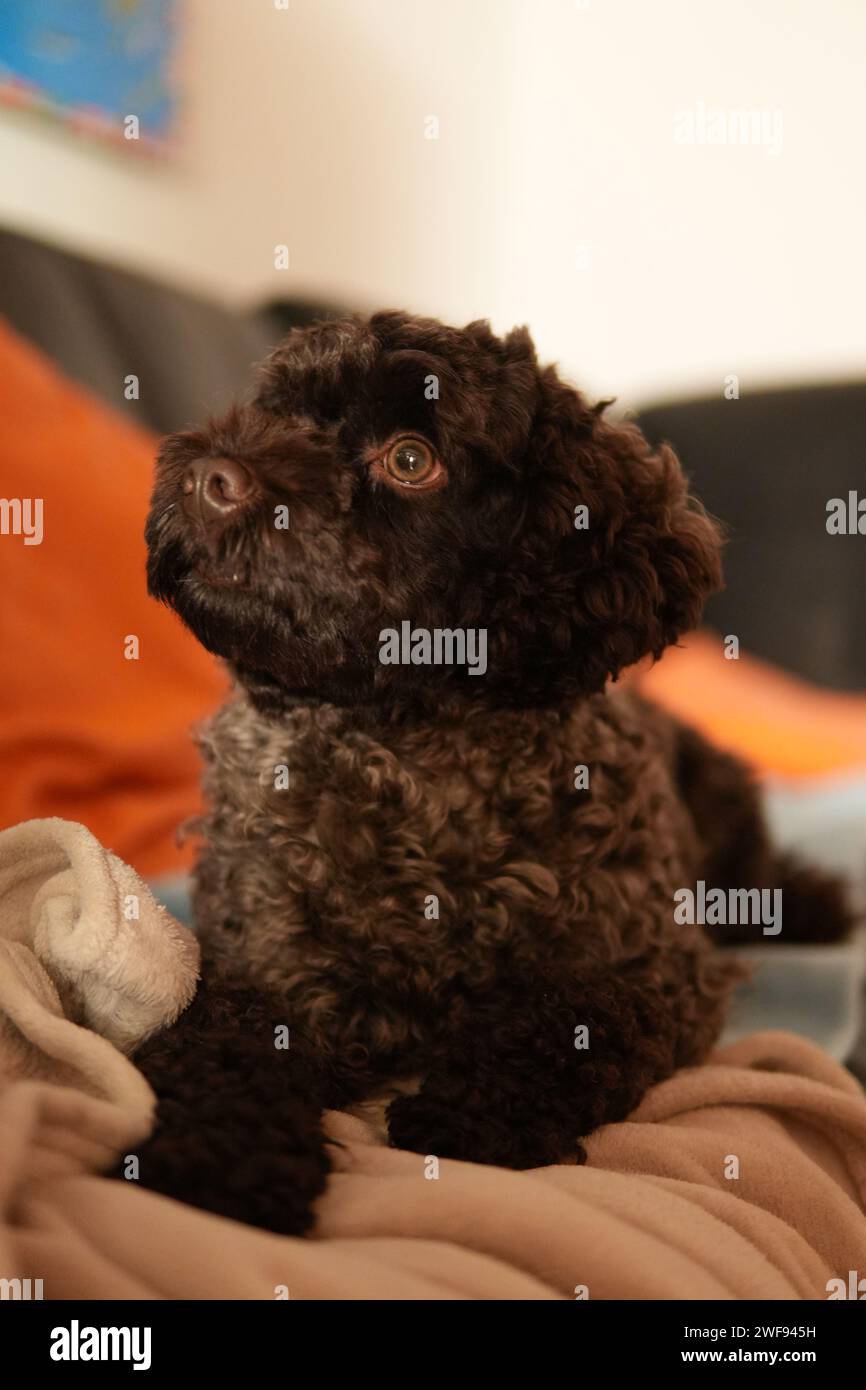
130,311 -> 853,1234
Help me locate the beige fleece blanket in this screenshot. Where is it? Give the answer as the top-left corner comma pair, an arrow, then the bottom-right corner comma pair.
0,817 -> 198,1184
2,820 -> 866,1300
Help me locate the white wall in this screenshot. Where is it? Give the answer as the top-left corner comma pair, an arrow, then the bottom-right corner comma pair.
495,0 -> 866,403
0,0 -> 863,407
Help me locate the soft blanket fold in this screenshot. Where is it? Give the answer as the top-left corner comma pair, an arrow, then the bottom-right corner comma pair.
0,817 -> 199,1180
1,819 -> 866,1300
0,817 -> 199,1053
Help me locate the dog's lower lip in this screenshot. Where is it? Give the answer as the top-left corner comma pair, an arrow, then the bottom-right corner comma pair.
194,566 -> 250,589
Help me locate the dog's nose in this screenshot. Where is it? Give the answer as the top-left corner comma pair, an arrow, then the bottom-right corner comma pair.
181,457 -> 254,525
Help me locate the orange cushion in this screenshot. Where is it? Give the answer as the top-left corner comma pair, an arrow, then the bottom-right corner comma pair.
0,318 -> 227,877
631,632 -> 866,779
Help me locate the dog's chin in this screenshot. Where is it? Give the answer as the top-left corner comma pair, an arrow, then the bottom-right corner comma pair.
147,550 -> 375,715
147,548 -> 284,670
154,569 -> 270,660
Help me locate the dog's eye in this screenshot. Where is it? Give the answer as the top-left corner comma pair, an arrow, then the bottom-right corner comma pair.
381,437 -> 443,489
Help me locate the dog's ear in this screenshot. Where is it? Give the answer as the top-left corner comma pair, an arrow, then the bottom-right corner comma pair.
458,321 -> 542,464
513,372 -> 723,696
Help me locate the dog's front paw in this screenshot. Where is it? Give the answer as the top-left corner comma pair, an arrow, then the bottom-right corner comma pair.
130,979 -> 332,1235
125,1089 -> 331,1237
386,1091 -> 584,1169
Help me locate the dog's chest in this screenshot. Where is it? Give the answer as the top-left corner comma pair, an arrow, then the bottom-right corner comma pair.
195,691 -> 683,1052
201,696 -> 571,913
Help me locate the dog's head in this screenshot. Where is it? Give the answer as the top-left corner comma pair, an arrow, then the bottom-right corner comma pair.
146,311 -> 721,716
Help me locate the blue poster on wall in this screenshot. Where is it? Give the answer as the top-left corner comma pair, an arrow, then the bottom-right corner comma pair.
0,0 -> 178,151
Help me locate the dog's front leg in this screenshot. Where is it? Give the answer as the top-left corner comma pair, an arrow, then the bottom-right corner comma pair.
124,977 -> 333,1235
386,950 -> 735,1169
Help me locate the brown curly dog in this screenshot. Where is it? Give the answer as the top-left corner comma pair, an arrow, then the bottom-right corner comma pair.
131,311 -> 852,1235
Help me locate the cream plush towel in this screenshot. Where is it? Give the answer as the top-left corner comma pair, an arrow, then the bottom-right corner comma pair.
0,818 -> 199,1180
